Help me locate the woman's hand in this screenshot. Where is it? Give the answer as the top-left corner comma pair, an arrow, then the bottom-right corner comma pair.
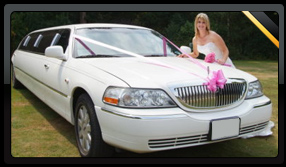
216,58 -> 226,65
177,54 -> 189,58
177,54 -> 184,58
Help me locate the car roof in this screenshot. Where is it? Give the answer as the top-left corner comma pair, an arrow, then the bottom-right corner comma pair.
31,23 -> 150,33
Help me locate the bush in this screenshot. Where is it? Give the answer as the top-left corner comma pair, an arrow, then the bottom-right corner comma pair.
11,12 -> 278,60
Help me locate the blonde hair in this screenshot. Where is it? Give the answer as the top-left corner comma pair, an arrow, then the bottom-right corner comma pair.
194,13 -> 211,37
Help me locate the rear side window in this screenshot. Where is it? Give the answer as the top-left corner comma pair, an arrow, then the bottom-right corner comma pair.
50,33 -> 61,46
36,31 -> 57,54
34,34 -> 43,48
23,36 -> 31,47
19,33 -> 40,52
18,29 -> 70,55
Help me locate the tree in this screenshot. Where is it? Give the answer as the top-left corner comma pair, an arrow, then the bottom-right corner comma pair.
10,12 -> 278,60
80,12 -> 87,23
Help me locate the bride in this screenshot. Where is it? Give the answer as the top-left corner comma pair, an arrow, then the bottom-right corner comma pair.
178,13 -> 235,68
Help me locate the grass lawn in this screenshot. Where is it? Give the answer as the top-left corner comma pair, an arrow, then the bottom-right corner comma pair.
11,60 -> 278,157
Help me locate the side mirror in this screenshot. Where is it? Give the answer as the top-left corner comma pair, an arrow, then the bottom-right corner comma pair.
180,46 -> 192,54
45,45 -> 67,61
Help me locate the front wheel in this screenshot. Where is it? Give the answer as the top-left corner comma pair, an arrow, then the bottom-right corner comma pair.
74,93 -> 114,157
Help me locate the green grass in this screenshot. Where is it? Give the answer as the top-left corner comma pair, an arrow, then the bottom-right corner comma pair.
11,86 -> 79,157
11,60 -> 278,157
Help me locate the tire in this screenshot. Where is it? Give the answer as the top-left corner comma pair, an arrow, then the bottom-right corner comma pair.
74,93 -> 114,157
12,66 -> 24,89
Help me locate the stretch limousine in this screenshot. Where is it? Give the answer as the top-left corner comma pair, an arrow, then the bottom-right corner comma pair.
11,24 -> 272,157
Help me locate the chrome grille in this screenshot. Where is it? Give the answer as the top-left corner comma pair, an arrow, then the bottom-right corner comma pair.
173,78 -> 247,109
148,121 -> 269,149
149,134 -> 208,149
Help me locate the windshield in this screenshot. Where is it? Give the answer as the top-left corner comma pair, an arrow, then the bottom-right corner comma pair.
74,27 -> 181,58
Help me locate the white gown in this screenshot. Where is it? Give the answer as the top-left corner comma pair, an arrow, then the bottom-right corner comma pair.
198,42 -> 275,138
197,42 -> 235,68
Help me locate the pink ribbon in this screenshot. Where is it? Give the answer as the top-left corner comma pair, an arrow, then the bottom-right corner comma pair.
75,37 -> 96,55
217,60 -> 232,67
144,62 -> 207,81
203,69 -> 227,92
163,37 -> 227,92
74,34 -> 227,92
163,37 -> 207,71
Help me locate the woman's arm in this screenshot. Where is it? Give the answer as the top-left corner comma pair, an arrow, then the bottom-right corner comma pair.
177,37 -> 199,58
191,37 -> 199,58
212,32 -> 229,64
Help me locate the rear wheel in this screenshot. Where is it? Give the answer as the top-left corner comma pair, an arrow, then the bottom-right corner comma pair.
74,93 -> 114,157
12,66 -> 24,89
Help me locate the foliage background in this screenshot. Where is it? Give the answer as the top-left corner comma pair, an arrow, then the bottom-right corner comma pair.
10,11 -> 279,158
11,12 -> 278,60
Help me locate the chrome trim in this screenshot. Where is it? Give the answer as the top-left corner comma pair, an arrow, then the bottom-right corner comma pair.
239,121 -> 269,135
149,134 -> 208,149
253,100 -> 272,108
147,121 -> 270,149
101,107 -> 188,120
170,78 -> 247,110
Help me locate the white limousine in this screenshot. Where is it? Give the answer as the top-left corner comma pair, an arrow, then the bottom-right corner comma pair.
12,24 -> 272,157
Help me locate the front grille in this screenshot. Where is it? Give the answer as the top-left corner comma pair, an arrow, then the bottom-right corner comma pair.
172,78 -> 247,109
148,121 -> 269,149
148,134 -> 208,149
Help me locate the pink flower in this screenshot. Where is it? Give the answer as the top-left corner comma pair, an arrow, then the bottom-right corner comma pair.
204,52 -> 216,63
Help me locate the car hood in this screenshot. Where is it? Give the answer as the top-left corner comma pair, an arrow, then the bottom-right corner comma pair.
79,57 -> 257,88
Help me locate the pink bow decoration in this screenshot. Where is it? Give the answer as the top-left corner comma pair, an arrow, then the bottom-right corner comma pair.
204,69 -> 227,92
75,34 -> 228,93
204,52 -> 216,63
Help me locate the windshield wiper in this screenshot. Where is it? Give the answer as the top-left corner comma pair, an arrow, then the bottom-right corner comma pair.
76,54 -> 119,58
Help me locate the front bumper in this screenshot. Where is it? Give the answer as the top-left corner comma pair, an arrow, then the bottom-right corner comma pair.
95,95 -> 272,153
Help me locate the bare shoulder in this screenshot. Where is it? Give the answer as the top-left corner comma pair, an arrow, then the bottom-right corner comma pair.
192,36 -> 197,43
210,31 -> 224,43
209,30 -> 222,40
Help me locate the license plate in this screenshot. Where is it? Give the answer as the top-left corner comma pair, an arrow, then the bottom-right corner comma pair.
211,117 -> 240,140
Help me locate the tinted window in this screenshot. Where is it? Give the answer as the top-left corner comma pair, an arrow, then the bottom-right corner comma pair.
23,36 -> 31,47
35,32 -> 54,53
19,32 -> 40,52
34,34 -> 43,47
56,29 -> 70,52
18,29 -> 70,54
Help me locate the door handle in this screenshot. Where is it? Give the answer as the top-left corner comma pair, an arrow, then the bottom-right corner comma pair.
44,64 -> 50,69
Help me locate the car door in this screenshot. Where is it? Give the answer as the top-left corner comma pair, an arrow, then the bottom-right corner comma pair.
13,32 -> 47,99
41,29 -> 72,120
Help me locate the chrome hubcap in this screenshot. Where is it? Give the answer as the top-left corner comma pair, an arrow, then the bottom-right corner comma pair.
77,105 -> 91,154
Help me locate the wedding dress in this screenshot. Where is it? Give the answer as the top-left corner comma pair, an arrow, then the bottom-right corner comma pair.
197,42 -> 236,68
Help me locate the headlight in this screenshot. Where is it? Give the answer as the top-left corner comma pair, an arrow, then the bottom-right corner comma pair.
103,87 -> 176,108
245,80 -> 263,99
